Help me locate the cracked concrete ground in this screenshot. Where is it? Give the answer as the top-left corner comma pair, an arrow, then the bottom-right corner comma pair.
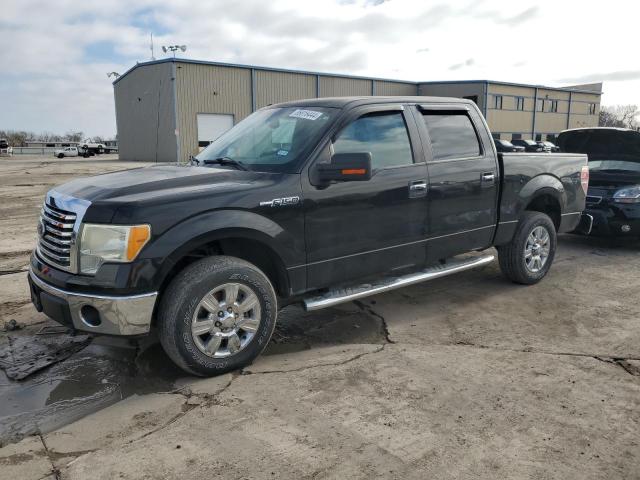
1,156 -> 639,479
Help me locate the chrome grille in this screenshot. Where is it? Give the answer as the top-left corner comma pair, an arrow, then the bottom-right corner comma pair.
38,202 -> 77,271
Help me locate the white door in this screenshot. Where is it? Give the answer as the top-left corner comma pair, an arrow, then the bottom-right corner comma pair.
197,114 -> 234,151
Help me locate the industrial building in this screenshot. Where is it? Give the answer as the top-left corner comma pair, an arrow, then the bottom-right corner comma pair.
113,58 -> 602,162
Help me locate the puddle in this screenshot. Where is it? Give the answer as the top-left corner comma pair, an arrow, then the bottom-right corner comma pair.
0,302 -> 385,446
0,335 -> 188,446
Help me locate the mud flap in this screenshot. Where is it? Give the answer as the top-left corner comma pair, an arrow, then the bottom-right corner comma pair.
572,213 -> 594,235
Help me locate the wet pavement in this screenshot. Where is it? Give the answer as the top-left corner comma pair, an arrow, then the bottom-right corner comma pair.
0,302 -> 386,447
0,333 -> 187,446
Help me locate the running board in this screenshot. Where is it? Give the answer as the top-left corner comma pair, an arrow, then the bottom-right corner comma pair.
303,254 -> 495,311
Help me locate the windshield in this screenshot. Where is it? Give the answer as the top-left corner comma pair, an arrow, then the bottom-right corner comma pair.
196,106 -> 339,173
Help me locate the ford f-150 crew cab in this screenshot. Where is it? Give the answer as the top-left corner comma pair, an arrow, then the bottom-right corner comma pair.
28,96 -> 589,376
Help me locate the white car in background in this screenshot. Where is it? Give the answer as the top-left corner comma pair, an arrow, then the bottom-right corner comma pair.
54,146 -> 87,158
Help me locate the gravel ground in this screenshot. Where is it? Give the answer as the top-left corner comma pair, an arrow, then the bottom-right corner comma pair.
0,155 -> 639,479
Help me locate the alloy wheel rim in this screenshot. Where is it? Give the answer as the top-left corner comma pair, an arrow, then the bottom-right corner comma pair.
524,225 -> 550,273
191,282 -> 262,358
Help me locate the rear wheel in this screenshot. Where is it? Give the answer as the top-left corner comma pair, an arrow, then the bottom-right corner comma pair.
497,211 -> 557,285
158,256 -> 277,376
57,153 -> 64,158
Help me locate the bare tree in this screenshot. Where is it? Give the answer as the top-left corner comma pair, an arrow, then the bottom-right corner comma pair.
599,105 -> 639,129
0,130 -> 31,146
64,131 -> 84,142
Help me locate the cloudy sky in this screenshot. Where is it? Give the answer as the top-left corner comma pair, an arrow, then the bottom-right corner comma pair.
1,0 -> 638,138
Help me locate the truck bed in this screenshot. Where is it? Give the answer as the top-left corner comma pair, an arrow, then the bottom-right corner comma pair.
494,152 -> 588,243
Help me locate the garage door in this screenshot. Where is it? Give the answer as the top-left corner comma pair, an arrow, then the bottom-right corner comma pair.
197,114 -> 234,150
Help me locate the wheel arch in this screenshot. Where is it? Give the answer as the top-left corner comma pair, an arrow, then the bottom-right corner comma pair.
138,208 -> 302,325
519,175 -> 566,231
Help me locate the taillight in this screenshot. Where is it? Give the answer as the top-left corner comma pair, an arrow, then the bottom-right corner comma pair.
580,165 -> 589,195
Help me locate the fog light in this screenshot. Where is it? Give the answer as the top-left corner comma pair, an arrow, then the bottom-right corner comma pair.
80,305 -> 101,327
621,224 -> 631,233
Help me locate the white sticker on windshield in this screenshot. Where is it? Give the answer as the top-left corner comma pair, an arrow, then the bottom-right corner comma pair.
277,149 -> 289,156
289,109 -> 323,121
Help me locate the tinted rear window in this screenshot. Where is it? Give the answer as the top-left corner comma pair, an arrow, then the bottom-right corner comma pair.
422,112 -> 481,160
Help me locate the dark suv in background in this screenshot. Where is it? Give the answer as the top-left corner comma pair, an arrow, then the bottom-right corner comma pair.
558,127 -> 640,237
512,139 -> 544,152
494,139 -> 525,153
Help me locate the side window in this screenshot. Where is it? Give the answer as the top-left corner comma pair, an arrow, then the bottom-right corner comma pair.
333,112 -> 413,169
422,112 -> 481,161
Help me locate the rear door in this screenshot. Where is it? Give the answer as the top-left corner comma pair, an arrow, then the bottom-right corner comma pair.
302,105 -> 429,289
413,104 -> 499,262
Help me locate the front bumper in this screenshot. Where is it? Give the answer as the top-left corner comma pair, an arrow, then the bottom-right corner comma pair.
585,205 -> 640,237
28,268 -> 157,336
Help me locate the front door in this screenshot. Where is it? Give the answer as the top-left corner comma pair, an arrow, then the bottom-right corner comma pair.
413,105 -> 499,262
302,106 -> 429,289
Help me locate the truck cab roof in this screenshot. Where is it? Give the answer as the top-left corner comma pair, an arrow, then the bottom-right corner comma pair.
269,96 -> 476,110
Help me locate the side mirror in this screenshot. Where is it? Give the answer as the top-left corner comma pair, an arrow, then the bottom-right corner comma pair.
317,152 -> 372,183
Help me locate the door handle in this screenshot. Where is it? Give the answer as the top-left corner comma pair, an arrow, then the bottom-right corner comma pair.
481,172 -> 496,183
409,180 -> 428,198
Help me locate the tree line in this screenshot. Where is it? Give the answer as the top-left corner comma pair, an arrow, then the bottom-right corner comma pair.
599,105 -> 639,130
0,130 -> 116,146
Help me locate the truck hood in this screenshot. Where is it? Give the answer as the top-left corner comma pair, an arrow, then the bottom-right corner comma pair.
52,165 -> 278,204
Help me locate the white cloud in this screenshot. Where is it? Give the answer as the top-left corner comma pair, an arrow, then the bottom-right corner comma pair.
1,0 -> 639,137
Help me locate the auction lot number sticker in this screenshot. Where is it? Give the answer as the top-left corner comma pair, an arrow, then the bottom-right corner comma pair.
289,109 -> 323,120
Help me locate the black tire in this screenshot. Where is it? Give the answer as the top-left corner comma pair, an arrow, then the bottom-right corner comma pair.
497,211 -> 557,285
158,256 -> 278,376
57,153 -> 64,158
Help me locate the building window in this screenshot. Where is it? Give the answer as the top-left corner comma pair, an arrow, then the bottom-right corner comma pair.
516,97 -> 525,111
494,95 -> 503,110
588,103 -> 597,115
550,100 -> 558,113
535,134 -> 542,141
46,143 -> 55,147
546,134 -> 556,143
536,99 -> 545,112
512,133 -> 522,140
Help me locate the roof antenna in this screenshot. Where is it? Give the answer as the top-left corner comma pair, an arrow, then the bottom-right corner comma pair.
150,32 -> 156,61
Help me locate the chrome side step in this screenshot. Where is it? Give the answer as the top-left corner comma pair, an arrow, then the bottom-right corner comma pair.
303,254 -> 495,311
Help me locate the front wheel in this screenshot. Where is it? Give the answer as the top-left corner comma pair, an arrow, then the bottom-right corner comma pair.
497,211 -> 557,285
158,256 -> 278,376
57,153 -> 64,158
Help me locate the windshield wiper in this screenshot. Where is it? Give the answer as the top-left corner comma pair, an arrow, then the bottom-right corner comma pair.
202,157 -> 249,171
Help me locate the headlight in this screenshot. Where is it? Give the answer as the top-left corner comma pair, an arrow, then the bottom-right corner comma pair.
613,185 -> 640,204
79,224 -> 151,274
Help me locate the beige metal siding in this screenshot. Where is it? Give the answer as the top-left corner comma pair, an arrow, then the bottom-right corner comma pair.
418,82 -> 485,111
176,62 -> 252,162
114,62 -> 176,162
319,76 -> 371,97
255,70 -> 316,108
488,84 -> 534,97
374,81 -> 417,96
486,110 -> 533,134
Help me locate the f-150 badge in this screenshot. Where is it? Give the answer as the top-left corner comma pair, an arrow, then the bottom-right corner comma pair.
259,196 -> 300,207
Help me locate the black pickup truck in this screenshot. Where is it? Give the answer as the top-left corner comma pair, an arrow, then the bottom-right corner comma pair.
28,97 -> 589,376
